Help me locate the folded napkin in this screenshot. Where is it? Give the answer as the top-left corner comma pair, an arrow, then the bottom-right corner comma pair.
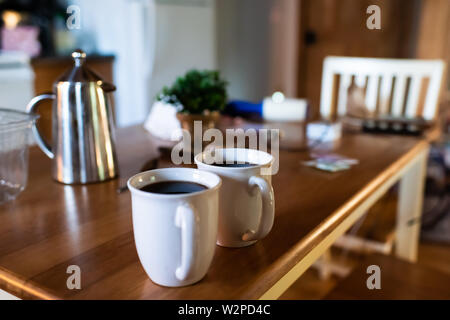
143,101 -> 182,141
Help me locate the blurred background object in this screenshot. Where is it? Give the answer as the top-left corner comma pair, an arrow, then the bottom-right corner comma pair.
0,0 -> 68,56
0,51 -> 34,112
1,0 -> 448,127
1,10 -> 41,57
0,108 -> 37,204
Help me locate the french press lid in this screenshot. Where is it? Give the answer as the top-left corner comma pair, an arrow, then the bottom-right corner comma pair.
56,49 -> 116,91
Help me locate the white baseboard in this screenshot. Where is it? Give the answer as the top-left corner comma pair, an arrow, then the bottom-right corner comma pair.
0,289 -> 20,300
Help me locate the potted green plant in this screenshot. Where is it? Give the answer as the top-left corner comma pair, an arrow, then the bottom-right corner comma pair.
157,69 -> 228,134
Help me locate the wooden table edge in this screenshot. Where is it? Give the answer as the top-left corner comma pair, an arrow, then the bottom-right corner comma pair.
254,139 -> 430,300
0,266 -> 61,300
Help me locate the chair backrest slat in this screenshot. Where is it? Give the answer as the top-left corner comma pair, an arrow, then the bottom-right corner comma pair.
337,73 -> 352,117
424,66 -> 445,120
354,74 -> 366,88
320,56 -> 445,121
405,75 -> 421,118
365,75 -> 378,113
379,74 -> 393,115
391,75 -> 407,117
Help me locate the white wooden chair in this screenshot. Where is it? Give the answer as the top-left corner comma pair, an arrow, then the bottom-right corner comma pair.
320,56 -> 446,121
314,56 -> 446,280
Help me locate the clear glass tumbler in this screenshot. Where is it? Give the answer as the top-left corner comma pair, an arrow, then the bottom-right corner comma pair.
0,108 -> 38,204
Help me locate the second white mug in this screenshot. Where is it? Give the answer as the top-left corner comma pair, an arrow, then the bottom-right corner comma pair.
195,148 -> 275,247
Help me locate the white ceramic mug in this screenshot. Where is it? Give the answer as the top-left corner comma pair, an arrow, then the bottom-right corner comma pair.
195,148 -> 275,247
128,168 -> 221,287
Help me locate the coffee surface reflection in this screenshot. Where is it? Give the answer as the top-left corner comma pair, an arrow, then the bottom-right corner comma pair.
210,162 -> 257,168
139,181 -> 207,194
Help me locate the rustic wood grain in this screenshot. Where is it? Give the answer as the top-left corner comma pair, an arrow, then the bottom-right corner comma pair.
0,125 -> 425,299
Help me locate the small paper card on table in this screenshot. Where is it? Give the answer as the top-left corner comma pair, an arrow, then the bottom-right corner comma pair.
303,153 -> 359,172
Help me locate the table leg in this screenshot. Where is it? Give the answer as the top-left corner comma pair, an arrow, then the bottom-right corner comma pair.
395,147 -> 428,262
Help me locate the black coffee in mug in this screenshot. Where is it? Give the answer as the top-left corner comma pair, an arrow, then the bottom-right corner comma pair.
210,161 -> 257,168
140,181 -> 208,194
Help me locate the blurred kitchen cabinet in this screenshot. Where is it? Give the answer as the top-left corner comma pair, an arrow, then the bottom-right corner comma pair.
31,55 -> 115,141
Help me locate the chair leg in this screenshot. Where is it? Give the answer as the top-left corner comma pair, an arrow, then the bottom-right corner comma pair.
316,250 -> 333,280
334,232 -> 395,255
313,249 -> 353,280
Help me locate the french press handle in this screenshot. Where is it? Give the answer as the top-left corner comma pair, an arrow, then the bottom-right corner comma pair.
26,93 -> 56,159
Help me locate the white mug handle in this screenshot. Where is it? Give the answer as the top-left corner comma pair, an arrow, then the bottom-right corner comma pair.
174,202 -> 197,281
242,176 -> 275,242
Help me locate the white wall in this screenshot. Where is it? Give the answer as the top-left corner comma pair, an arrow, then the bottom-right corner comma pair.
69,0 -> 217,127
216,0 -> 274,102
0,289 -> 19,300
149,0 -> 217,106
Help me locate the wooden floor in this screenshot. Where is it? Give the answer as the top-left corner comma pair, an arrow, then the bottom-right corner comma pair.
280,241 -> 450,300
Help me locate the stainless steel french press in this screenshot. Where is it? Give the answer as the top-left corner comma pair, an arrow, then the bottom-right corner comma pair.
26,49 -> 119,184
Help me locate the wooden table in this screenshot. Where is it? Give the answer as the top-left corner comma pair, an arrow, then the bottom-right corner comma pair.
0,125 -> 429,299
